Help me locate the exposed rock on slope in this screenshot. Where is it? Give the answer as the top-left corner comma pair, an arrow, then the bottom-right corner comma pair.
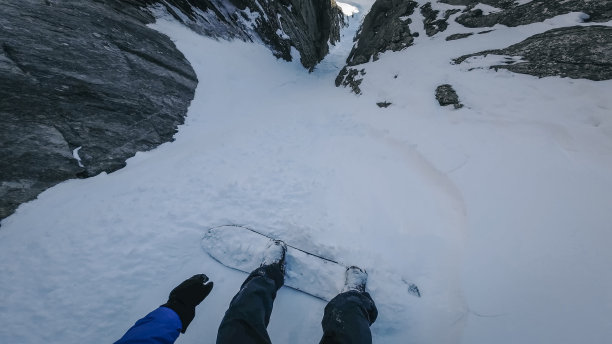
452,0 -> 612,28
336,0 -> 418,93
454,26 -> 612,81
421,2 -> 460,37
346,0 -> 418,66
335,67 -> 366,94
446,32 -> 473,41
435,84 -> 463,109
1,0 -> 198,220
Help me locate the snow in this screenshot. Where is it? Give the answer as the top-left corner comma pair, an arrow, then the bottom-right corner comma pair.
337,1 -> 359,16
1,4 -> 612,344
72,146 -> 84,168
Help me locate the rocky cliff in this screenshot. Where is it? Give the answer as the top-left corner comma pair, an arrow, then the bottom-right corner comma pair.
0,0 -> 344,221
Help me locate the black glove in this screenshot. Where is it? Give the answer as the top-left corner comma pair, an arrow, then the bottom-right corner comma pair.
162,274 -> 213,333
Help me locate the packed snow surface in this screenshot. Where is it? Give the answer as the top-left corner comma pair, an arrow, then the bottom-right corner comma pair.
1,2 -> 611,344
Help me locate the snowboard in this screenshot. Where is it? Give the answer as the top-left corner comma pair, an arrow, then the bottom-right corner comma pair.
201,225 -> 420,301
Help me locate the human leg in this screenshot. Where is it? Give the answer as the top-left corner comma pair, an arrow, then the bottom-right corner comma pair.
319,267 -> 378,344
216,241 -> 286,344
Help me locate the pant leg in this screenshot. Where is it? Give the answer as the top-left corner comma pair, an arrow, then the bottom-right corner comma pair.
319,290 -> 378,344
216,264 -> 284,344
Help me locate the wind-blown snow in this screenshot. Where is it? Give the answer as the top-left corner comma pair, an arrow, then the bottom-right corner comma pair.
1,2 -> 611,344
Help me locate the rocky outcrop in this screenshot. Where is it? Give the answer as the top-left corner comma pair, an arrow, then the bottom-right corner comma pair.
335,67 -> 366,94
435,84 -> 463,109
1,0 -> 345,221
421,3 -> 461,37
336,0 -> 417,93
345,0 -> 418,66
0,0 -> 198,220
452,0 -> 612,28
446,32 -> 473,41
453,26 -> 612,81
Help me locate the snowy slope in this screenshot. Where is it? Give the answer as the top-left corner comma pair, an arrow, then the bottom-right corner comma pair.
1,1 -> 612,343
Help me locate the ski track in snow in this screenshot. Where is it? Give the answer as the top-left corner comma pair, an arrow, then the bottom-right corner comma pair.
1,2 -> 612,344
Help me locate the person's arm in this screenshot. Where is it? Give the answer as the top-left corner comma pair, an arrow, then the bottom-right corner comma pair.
115,274 -> 214,344
115,306 -> 182,344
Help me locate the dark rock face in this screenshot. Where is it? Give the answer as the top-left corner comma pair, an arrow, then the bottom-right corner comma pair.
335,67 -> 365,94
421,2 -> 460,37
435,84 -> 463,109
346,0 -> 418,66
454,0 -> 612,28
1,0 -> 198,220
454,26 -> 612,81
229,0 -> 345,70
336,0 -> 417,93
446,32 -> 474,41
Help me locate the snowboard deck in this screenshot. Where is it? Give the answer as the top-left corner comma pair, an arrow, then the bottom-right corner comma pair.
201,225 -> 420,301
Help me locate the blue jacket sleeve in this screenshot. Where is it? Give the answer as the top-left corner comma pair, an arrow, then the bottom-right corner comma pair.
114,306 -> 182,344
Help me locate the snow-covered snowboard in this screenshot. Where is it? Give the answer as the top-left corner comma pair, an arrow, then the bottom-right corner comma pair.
201,225 -> 420,301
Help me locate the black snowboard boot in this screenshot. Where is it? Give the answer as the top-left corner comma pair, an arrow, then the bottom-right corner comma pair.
261,239 -> 287,275
342,266 -> 368,293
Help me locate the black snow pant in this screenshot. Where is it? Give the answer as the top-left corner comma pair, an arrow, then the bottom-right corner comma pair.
216,264 -> 378,344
